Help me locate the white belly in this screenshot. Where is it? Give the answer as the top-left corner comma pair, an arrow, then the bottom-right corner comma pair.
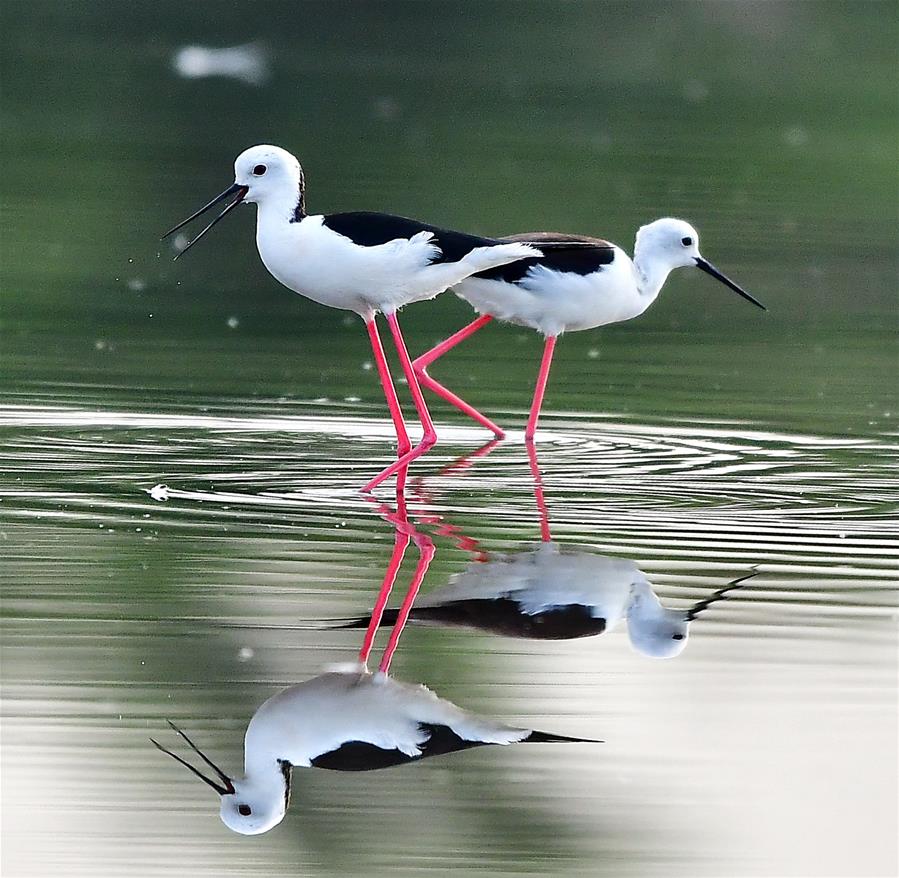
453,246 -> 653,336
254,215 -> 446,318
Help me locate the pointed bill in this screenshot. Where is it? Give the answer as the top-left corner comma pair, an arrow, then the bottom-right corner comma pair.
695,257 -> 766,310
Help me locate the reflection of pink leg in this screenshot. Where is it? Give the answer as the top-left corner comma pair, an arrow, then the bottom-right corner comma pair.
357,526 -> 410,667
378,529 -> 435,675
364,318 -> 411,493
524,335 -> 557,441
363,313 -> 439,492
526,440 -> 552,542
412,315 -> 504,437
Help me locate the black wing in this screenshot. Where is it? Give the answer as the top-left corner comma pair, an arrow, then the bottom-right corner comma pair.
309,723 -> 495,772
322,212 -> 505,264
475,231 -> 616,284
337,598 -> 607,640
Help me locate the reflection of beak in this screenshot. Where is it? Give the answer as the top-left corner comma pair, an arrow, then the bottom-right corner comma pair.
150,720 -> 235,796
685,569 -> 758,622
161,183 -> 249,260
695,257 -> 766,310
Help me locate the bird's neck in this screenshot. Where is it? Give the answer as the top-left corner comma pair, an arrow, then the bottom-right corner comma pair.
632,251 -> 672,302
255,180 -> 307,232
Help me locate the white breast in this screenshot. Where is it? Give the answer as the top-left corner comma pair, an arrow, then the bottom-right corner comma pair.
254,216 -> 444,318
453,246 -> 652,336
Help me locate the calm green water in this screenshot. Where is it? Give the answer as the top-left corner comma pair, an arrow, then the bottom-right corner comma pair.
1,2 -> 897,877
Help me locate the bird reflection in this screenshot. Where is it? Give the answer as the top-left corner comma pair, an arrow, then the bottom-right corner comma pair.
341,542 -> 756,658
152,470 -> 598,836
343,441 -> 758,658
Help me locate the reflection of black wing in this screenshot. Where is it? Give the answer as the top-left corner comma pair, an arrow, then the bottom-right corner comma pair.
310,723 -> 596,771
475,231 -> 616,283
309,724 -> 495,771
338,599 -> 607,640
322,212 -> 503,263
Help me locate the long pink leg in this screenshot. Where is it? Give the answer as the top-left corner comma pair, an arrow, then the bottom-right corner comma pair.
412,315 -> 505,437
378,528 -> 435,675
365,318 -> 412,493
362,312 -> 438,492
524,335 -> 558,441
526,440 -> 552,542
357,481 -> 411,666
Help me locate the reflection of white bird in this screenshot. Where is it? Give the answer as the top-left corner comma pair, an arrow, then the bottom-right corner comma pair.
340,543 -> 755,659
171,43 -> 270,86
152,665 -> 597,836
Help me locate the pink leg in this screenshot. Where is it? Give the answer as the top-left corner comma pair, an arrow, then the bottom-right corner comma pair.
526,440 -> 552,542
524,335 -> 557,441
357,524 -> 410,667
365,318 -> 411,493
412,315 -> 505,437
358,482 -> 413,666
362,312 -> 439,492
378,529 -> 435,675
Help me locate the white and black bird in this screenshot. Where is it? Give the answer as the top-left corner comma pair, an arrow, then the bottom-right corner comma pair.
413,220 -> 767,439
339,543 -> 756,658
152,664 -> 597,836
162,144 -> 542,492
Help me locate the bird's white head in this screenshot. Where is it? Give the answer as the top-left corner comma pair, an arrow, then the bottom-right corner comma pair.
633,217 -> 766,310
626,578 -> 690,659
162,144 -> 305,258
219,770 -> 291,836
233,144 -> 304,209
151,721 -> 292,837
634,217 -> 702,270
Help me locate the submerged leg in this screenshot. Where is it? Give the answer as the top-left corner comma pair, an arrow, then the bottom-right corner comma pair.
364,317 -> 412,493
362,312 -> 439,491
524,335 -> 557,441
412,315 -> 504,437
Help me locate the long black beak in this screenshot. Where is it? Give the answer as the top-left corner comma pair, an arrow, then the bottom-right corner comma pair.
162,182 -> 249,260
150,719 -> 236,796
686,569 -> 758,622
695,257 -> 766,310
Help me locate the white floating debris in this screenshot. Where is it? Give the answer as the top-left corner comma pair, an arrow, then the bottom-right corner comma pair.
237,646 -> 255,662
172,43 -> 269,86
226,316 -> 240,329
148,484 -> 170,502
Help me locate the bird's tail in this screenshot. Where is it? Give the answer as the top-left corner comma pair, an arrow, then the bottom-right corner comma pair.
462,242 -> 542,274
524,730 -> 603,744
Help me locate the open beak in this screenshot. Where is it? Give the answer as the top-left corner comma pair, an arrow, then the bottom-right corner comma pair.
695,257 -> 766,310
150,720 -> 235,796
685,569 -> 758,622
161,183 -> 249,260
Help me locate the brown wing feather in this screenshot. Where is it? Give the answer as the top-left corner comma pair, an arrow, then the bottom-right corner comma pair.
500,231 -> 613,247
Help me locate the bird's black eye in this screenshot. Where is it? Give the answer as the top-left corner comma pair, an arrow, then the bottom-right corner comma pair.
253,164 -> 267,176
238,804 -> 252,816
681,236 -> 692,247
672,633 -> 685,640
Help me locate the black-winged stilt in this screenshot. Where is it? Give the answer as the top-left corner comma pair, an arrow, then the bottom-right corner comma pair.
161,144 -> 541,491
413,220 -> 766,441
